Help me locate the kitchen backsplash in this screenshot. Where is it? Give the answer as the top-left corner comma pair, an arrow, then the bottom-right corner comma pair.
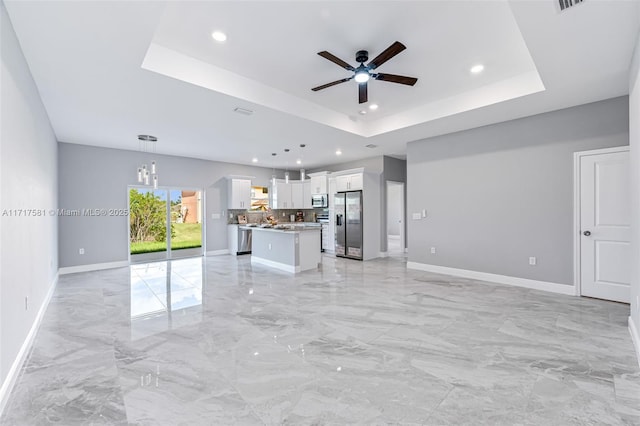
227,209 -> 320,224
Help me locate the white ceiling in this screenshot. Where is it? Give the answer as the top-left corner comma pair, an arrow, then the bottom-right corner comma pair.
4,1 -> 639,169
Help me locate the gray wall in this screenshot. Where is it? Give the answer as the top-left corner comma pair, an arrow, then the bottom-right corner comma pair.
629,30 -> 640,345
58,143 -> 280,267
1,1 -> 58,404
407,96 -> 629,285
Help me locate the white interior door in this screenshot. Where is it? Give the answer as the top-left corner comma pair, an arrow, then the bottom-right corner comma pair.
579,149 -> 630,303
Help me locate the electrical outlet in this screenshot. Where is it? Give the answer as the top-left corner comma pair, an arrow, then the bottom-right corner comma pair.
529,257 -> 536,266
79,248 -> 85,255
422,209 -> 427,218
268,243 -> 272,250
430,247 -> 436,254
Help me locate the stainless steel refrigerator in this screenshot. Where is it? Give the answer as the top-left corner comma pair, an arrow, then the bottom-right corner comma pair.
335,191 -> 363,260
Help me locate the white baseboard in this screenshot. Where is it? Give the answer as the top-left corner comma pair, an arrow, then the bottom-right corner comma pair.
59,260 -> 129,275
0,273 -> 58,415
251,256 -> 298,273
379,251 -> 389,258
629,316 -> 640,368
406,262 -> 576,296
206,249 -> 229,256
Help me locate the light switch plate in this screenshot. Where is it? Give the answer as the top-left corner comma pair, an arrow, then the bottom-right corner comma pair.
211,213 -> 221,219
412,213 -> 421,220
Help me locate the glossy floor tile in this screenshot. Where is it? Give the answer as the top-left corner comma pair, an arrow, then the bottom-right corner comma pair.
2,255 -> 639,425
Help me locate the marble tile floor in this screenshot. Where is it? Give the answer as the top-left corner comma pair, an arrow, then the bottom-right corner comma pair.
2,255 -> 639,425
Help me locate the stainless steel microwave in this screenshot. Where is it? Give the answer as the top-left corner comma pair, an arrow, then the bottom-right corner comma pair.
311,194 -> 328,208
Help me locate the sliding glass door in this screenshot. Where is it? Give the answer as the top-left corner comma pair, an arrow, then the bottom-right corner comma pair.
129,187 -> 203,263
169,189 -> 203,259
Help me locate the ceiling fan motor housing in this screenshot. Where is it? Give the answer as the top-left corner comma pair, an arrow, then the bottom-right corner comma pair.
356,50 -> 369,64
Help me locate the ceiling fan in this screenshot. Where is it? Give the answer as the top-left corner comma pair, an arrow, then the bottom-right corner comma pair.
311,41 -> 418,104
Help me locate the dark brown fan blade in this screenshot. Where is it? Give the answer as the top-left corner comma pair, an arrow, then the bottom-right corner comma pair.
317,51 -> 355,71
311,77 -> 353,91
374,73 -> 418,86
367,41 -> 406,70
359,82 -> 368,104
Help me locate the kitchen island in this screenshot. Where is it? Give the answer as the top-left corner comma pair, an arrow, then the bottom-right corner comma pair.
248,225 -> 321,273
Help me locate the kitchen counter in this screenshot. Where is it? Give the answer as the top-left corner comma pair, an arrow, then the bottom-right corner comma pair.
250,226 -> 321,273
239,223 -> 320,233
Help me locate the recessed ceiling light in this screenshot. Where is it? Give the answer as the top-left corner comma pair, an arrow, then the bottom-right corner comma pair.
336,150 -> 342,156
252,158 -> 258,163
211,31 -> 227,42
296,159 -> 301,165
359,110 -> 367,115
369,104 -> 379,110
470,64 -> 484,74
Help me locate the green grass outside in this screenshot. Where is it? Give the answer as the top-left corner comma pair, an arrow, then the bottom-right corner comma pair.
131,223 -> 202,255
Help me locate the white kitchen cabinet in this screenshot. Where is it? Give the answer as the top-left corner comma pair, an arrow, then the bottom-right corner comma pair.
303,181 -> 312,209
335,173 -> 363,192
290,182 -> 304,208
273,181 -> 291,209
228,178 -> 251,209
310,175 -> 328,194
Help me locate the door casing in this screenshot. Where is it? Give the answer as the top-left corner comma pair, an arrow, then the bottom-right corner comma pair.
573,146 -> 630,301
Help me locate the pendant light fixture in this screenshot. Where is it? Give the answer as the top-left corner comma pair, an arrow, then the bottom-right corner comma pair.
284,148 -> 290,183
299,144 -> 306,181
136,135 -> 158,189
271,153 -> 277,187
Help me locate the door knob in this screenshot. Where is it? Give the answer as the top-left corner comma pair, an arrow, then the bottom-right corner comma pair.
583,230 -> 591,236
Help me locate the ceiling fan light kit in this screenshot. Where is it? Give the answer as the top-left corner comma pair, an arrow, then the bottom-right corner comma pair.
312,41 -> 418,104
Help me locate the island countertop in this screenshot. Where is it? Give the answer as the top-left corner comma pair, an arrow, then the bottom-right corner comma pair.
249,225 -> 321,273
239,224 -> 321,233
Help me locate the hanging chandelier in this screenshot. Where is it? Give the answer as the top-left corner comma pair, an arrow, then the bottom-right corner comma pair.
136,135 -> 158,189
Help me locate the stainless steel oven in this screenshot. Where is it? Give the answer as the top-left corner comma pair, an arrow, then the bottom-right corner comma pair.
311,194 -> 328,208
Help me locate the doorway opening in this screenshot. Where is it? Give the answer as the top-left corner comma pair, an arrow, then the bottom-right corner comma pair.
386,181 -> 405,257
129,187 -> 203,263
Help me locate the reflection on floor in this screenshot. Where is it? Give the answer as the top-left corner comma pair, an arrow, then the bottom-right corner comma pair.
387,234 -> 404,257
2,255 -> 639,424
130,258 -> 204,340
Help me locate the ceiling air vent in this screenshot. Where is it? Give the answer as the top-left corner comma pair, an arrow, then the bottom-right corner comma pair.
365,144 -> 378,149
557,0 -> 583,12
233,107 -> 253,116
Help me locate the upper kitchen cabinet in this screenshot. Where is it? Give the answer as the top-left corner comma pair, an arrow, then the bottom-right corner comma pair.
335,172 -> 363,192
309,173 -> 328,194
227,177 -> 252,210
272,181 -> 310,209
303,181 -> 312,209
290,182 -> 304,208
272,181 -> 290,209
